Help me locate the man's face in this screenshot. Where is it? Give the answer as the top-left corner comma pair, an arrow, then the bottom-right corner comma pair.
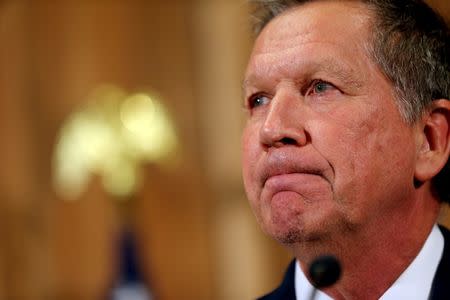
242,1 -> 420,246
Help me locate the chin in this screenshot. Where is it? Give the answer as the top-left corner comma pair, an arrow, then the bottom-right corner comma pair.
263,219 -> 317,245
272,227 -> 328,245
264,211 -> 349,246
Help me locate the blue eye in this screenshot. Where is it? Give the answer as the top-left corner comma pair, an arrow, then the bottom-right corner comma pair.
309,80 -> 335,95
249,94 -> 270,109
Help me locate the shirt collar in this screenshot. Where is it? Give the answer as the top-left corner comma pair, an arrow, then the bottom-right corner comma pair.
295,225 -> 444,300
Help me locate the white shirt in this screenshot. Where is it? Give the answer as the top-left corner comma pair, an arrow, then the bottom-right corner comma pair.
295,225 -> 444,300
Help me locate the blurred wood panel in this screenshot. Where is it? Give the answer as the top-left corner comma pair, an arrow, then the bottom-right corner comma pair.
0,1 -> 214,299
133,165 -> 213,299
0,2 -> 51,299
428,0 -> 450,18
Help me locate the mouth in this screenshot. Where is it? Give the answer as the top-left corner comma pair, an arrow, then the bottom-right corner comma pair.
262,169 -> 326,188
256,149 -> 334,193
260,171 -> 331,206
264,172 -> 325,190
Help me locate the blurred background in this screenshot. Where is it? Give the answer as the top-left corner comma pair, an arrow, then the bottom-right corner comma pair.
0,1 -> 449,299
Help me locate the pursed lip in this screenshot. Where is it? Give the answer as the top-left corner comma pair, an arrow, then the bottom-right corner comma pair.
264,172 -> 324,188
261,166 -> 327,188
256,148 -> 334,191
261,171 -> 331,204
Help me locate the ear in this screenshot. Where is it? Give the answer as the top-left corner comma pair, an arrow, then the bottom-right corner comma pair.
414,99 -> 450,183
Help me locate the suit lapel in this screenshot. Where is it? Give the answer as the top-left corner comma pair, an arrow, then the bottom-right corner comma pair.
429,225 -> 450,300
257,260 -> 296,300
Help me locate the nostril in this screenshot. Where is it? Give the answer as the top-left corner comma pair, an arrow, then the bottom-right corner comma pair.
280,137 -> 297,145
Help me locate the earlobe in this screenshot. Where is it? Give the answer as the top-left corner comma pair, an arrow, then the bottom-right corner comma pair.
414,99 -> 450,183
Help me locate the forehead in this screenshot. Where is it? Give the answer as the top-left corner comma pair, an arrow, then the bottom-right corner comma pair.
245,1 -> 374,85
258,1 -> 370,47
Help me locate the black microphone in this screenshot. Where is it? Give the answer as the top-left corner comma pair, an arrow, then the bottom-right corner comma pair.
308,255 -> 341,300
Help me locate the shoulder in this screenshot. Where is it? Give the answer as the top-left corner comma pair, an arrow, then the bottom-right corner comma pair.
257,260 -> 296,300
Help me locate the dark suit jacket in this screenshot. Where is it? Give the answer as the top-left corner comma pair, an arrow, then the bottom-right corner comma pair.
258,225 -> 450,300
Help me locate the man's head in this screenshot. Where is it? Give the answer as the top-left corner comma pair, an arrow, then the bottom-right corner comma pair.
250,0 -> 450,201
241,0 -> 450,256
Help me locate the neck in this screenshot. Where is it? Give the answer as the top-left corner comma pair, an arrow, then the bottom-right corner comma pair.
295,187 -> 441,300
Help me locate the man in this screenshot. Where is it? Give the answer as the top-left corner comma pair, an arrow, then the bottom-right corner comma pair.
241,0 -> 450,299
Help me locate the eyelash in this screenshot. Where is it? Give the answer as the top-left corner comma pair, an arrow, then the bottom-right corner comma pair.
246,80 -> 337,110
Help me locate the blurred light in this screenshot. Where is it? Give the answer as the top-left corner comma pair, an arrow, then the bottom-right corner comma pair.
120,93 -> 178,161
101,156 -> 138,199
53,85 -> 178,201
120,93 -> 156,133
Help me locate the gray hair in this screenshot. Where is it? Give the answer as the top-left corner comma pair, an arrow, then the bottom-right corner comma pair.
249,0 -> 450,203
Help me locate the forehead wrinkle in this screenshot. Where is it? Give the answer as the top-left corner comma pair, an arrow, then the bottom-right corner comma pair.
244,51 -> 364,93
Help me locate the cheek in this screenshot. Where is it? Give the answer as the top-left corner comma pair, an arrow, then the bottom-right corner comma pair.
314,104 -> 416,206
241,125 -> 260,193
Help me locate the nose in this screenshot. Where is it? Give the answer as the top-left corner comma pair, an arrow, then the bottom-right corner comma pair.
259,92 -> 308,149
